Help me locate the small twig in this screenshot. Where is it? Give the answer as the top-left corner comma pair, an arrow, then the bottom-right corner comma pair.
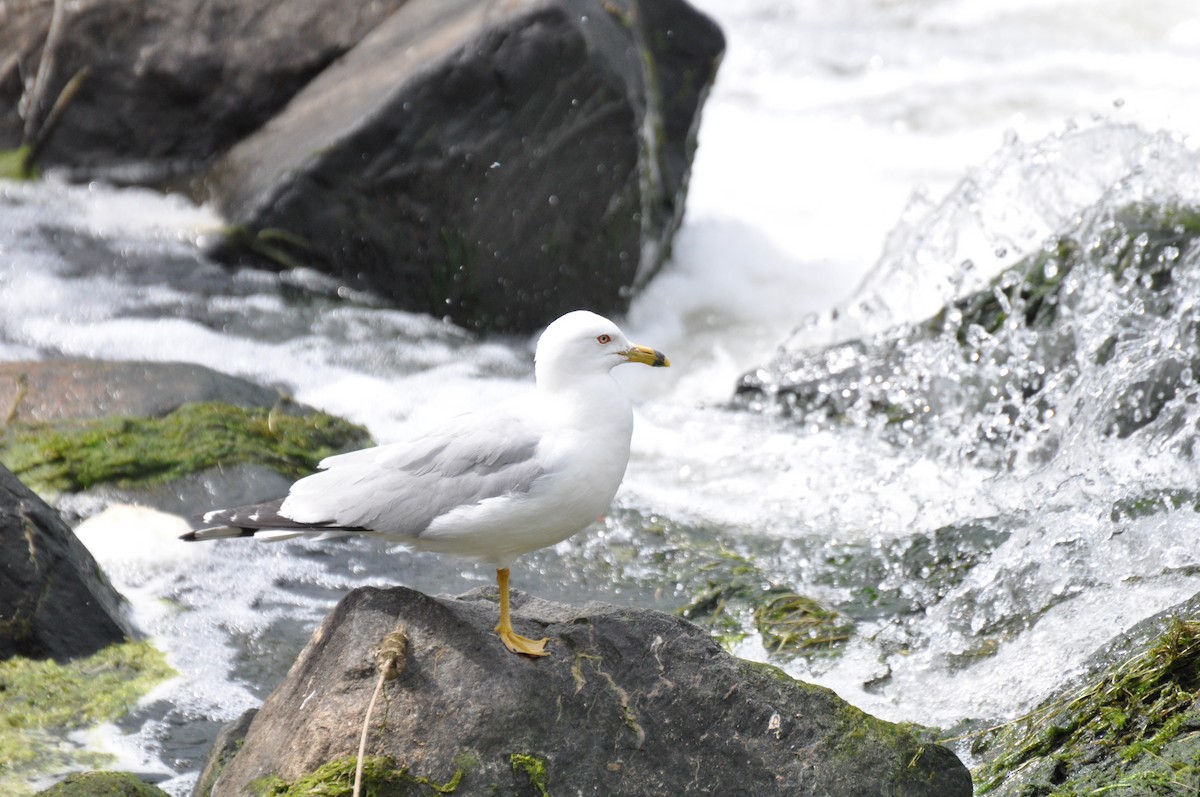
21,0 -> 68,140
353,628 -> 409,797
24,65 -> 90,168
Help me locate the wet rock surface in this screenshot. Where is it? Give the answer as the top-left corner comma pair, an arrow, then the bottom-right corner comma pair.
0,0 -> 410,180
205,586 -> 972,797
0,463 -> 131,661
971,592 -> 1200,795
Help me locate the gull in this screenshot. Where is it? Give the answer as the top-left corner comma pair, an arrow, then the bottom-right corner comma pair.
182,310 -> 669,656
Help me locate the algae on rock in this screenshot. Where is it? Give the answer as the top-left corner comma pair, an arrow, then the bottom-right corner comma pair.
971,618 -> 1200,795
33,771 -> 170,797
249,755 -> 464,797
736,201 -> 1200,457
0,401 -> 371,495
0,641 -> 176,796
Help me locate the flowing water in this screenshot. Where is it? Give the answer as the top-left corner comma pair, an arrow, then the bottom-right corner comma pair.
5,0 -> 1200,792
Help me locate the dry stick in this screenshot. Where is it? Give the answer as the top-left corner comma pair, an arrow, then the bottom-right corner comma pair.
25,65 -> 89,168
353,628 -> 409,797
21,0 -> 68,140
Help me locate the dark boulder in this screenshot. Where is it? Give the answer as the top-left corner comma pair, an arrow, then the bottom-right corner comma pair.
205,586 -> 972,796
206,0 -> 724,331
0,463 -> 131,661
0,0 -> 410,181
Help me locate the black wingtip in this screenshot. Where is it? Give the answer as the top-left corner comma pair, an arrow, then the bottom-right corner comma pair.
179,530 -> 199,542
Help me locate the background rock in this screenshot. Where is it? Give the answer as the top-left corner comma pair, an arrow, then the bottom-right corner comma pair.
0,359 -> 368,518
0,463 -> 131,661
207,0 -> 724,331
0,0 -> 410,181
0,360 -> 284,423
207,586 -> 971,796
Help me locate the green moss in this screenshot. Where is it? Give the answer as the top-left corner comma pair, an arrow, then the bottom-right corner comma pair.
0,146 -> 35,181
509,753 -> 550,797
1110,489 -> 1200,521
754,592 -> 852,654
935,202 -> 1200,350
34,771 -> 170,796
251,755 -> 463,797
219,225 -> 317,271
739,660 -> 949,787
677,546 -> 854,657
0,401 -> 371,494
0,641 -> 176,796
972,620 -> 1200,795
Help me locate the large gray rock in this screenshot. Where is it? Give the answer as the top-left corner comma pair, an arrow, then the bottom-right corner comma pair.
0,360 -> 283,423
0,0 -> 410,180
207,0 -> 724,331
0,463 -> 132,661
206,586 -> 971,796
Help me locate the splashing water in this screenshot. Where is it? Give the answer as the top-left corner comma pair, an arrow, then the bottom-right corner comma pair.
732,122 -> 1200,732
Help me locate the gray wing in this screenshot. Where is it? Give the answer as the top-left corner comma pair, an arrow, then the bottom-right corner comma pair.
275,409 -> 546,537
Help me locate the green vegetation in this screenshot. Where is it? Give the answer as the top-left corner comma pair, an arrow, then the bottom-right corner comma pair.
0,401 -> 370,494
509,753 -> 550,797
250,756 -> 463,797
754,592 -> 852,654
0,641 -> 175,796
932,202 -> 1200,347
678,545 -> 852,657
1110,489 -> 1200,522
0,146 -> 35,180
218,225 -> 317,272
33,771 -> 170,796
972,619 -> 1200,795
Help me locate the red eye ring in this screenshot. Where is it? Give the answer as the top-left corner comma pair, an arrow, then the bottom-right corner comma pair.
596,334 -> 612,344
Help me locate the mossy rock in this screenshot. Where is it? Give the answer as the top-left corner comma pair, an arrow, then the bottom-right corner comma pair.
971,618 -> 1200,795
933,202 -> 1200,346
0,641 -> 176,796
250,755 -> 464,797
739,199 -> 1200,449
0,400 -> 371,495
34,772 -> 170,797
675,543 -> 855,657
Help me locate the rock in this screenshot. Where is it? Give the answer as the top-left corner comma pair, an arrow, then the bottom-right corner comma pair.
0,0 -> 409,181
0,463 -> 132,661
193,708 -> 258,797
206,586 -> 972,796
0,360 -> 370,502
0,360 -> 284,423
736,202 -> 1200,455
970,593 -> 1200,795
34,771 -> 170,797
207,0 -> 724,332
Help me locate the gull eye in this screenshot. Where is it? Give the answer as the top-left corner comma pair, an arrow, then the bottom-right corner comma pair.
596,334 -> 612,344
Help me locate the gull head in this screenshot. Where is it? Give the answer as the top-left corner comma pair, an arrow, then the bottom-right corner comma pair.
535,310 -> 669,389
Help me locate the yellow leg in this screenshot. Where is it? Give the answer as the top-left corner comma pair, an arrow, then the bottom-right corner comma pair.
494,568 -> 549,657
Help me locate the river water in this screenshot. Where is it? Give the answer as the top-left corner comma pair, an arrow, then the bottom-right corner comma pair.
4,0 -> 1200,793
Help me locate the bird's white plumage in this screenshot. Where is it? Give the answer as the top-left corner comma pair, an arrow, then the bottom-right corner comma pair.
207,311 -> 661,568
